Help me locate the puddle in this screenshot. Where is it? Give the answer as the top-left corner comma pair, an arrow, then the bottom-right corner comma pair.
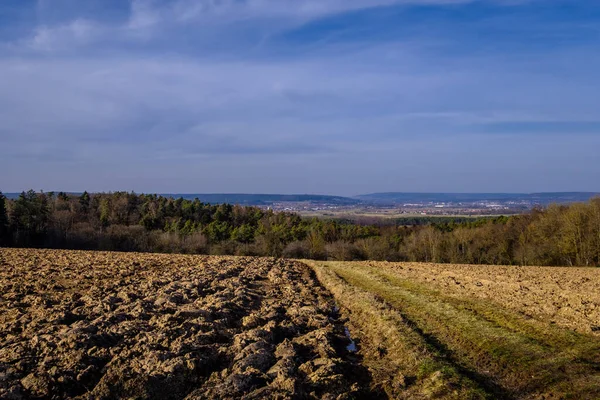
332,303 -> 357,352
344,326 -> 358,352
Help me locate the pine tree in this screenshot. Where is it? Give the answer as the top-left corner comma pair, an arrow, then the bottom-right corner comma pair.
79,191 -> 90,213
0,192 -> 8,244
11,190 -> 49,246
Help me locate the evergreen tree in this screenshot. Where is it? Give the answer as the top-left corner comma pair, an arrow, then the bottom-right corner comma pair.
11,190 -> 50,246
99,198 -> 110,228
79,191 -> 90,213
0,192 -> 8,244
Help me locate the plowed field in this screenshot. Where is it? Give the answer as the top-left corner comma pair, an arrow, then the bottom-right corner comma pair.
2,248 -> 600,399
0,249 -> 376,399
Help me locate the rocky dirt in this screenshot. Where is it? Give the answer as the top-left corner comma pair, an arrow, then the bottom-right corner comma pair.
0,248 -> 378,399
367,261 -> 600,335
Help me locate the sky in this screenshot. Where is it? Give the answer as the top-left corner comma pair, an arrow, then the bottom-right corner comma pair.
1,0 -> 599,196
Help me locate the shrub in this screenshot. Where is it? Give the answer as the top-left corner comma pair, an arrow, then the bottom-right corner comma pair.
282,240 -> 311,259
325,241 -> 364,261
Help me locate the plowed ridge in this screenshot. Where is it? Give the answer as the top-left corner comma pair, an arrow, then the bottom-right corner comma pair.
0,249 -> 378,399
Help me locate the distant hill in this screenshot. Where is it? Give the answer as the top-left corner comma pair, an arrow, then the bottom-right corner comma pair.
160,193 -> 361,206
354,192 -> 600,205
3,192 -> 82,200
3,191 -> 597,207
1,192 -> 360,205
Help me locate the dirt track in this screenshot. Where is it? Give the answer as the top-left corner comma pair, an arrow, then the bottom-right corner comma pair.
309,260 -> 600,399
376,261 -> 600,335
0,248 -> 376,399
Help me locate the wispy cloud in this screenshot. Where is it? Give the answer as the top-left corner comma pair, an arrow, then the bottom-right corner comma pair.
27,19 -> 101,51
480,121 -> 600,135
13,0 -> 511,53
0,0 -> 599,194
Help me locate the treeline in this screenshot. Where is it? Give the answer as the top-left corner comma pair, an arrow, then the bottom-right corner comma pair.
346,215 -> 498,227
0,191 -> 598,267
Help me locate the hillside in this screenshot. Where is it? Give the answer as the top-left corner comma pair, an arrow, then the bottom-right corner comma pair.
2,248 -> 600,399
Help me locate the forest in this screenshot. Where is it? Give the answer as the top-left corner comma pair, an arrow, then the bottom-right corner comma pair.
0,190 -> 599,267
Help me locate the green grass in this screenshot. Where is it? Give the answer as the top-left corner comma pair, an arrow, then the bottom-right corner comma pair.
307,261 -> 491,399
307,260 -> 600,399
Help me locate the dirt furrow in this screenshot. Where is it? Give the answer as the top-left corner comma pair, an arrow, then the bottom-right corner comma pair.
0,248 -> 379,399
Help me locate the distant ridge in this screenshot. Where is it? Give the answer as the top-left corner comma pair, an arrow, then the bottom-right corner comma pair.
2,191 -> 598,206
160,193 -> 361,206
1,192 -> 359,205
354,192 -> 600,205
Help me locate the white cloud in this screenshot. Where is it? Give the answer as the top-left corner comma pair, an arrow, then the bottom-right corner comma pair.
1,41 -> 597,160
140,0 -> 484,27
8,0 -> 534,55
28,19 -> 100,51
128,0 -> 162,29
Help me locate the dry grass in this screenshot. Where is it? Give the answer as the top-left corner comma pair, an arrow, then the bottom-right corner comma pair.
308,261 -> 488,399
306,260 -> 600,399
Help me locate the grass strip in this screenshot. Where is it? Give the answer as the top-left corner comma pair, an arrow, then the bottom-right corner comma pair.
306,260 -> 492,399
323,261 -> 600,399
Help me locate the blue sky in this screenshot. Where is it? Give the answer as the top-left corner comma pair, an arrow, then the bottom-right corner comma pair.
1,0 -> 599,195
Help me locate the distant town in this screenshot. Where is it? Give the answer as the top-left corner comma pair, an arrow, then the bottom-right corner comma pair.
220,192 -> 600,217
266,200 -> 527,217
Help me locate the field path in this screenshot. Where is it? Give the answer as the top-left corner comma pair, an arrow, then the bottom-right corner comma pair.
306,260 -> 600,399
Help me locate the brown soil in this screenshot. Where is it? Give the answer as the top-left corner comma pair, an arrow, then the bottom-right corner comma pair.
0,248 -> 379,400
374,261 -> 600,335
